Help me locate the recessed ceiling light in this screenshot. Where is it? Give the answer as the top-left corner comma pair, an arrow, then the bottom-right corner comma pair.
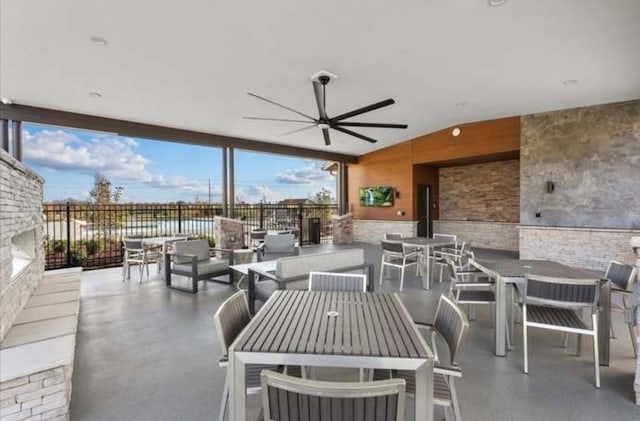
452,127 -> 461,137
89,92 -> 102,99
563,79 -> 579,86
488,0 -> 507,6
455,102 -> 467,107
90,36 -> 107,46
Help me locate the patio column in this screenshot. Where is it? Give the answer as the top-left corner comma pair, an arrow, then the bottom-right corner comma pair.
228,147 -> 235,218
631,236 -> 640,405
12,121 -> 22,161
222,147 -> 228,217
337,162 -> 348,215
1,119 -> 8,153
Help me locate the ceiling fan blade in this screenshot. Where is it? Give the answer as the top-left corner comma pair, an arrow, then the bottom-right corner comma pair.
243,116 -> 315,123
332,99 -> 396,121
277,124 -> 317,137
247,92 -> 317,121
332,126 -> 378,143
322,128 -> 331,146
335,122 -> 408,129
313,81 -> 328,120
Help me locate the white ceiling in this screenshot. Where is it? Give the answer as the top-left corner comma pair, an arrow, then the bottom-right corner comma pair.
2,0 -> 640,156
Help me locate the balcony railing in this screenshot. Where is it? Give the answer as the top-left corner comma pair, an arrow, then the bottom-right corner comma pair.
43,202 -> 338,270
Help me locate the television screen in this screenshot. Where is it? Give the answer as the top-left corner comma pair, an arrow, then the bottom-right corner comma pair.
359,186 -> 394,207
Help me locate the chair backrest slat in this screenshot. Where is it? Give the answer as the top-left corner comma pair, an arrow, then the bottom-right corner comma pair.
381,240 -> 404,254
384,233 -> 403,241
604,260 -> 636,291
433,295 -> 470,365
524,274 -> 600,307
433,233 -> 456,242
213,291 -> 251,355
123,238 -> 143,250
309,272 -> 367,292
262,370 -> 405,421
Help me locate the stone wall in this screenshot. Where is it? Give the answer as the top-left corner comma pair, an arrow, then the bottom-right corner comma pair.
439,160 -> 519,222
434,220 -> 519,251
519,226 -> 638,271
0,149 -> 44,342
353,220 -> 417,243
214,216 -> 244,251
332,213 -> 353,245
520,100 -> 640,229
0,366 -> 72,421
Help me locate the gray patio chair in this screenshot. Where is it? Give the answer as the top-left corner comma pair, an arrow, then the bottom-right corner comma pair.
445,256 -> 496,322
214,291 -> 290,421
374,294 -> 470,421
261,370 -> 406,421
308,271 -> 367,292
430,233 -> 458,283
521,274 -> 601,388
121,238 -> 162,283
165,239 -> 233,293
379,240 -> 420,291
257,234 -> 299,262
604,260 -> 637,357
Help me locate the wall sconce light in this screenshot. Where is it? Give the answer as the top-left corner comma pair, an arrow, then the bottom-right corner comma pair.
546,181 -> 555,193
396,210 -> 405,217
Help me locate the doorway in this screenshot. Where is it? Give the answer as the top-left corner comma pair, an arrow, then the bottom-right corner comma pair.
417,184 -> 432,237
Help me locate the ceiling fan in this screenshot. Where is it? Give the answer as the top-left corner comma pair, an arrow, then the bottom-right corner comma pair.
244,71 -> 408,146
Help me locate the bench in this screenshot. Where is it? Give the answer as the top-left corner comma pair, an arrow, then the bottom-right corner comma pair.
0,267 -> 82,421
247,248 -> 373,314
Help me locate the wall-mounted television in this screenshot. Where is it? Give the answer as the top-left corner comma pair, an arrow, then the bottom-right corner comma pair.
359,186 -> 395,207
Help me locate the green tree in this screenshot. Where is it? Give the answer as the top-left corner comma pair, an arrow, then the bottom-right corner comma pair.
313,188 -> 333,204
89,173 -> 124,204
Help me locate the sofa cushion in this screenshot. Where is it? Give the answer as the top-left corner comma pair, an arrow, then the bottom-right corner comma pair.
173,258 -> 228,275
264,234 -> 295,253
173,240 -> 210,264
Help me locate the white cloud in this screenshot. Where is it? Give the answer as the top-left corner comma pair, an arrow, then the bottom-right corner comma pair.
235,184 -> 280,203
23,129 -> 151,181
275,161 -> 334,185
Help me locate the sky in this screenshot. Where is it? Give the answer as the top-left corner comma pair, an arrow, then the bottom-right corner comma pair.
22,123 -> 336,204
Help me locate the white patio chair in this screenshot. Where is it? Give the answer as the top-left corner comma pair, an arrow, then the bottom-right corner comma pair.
121,238 -> 161,283
430,233 -> 457,283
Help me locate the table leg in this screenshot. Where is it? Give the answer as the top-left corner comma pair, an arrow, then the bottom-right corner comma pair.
598,280 -> 611,366
414,359 -> 434,421
422,246 -> 432,290
495,276 -> 507,356
229,352 -> 246,421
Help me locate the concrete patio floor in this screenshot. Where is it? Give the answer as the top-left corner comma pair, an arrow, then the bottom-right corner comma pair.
69,243 -> 639,420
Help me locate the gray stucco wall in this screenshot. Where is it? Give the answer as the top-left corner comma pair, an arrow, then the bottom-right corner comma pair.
520,100 -> 640,229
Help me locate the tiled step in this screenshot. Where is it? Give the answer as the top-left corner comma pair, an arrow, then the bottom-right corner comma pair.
25,290 -> 80,308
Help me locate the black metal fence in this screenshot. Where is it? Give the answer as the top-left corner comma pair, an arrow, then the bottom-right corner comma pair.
43,202 -> 338,270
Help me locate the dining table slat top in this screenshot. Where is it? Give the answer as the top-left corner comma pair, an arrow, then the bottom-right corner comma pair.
236,290 -> 431,359
471,258 -> 601,279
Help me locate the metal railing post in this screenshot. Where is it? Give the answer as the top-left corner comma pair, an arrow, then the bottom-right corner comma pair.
65,202 -> 71,267
259,202 -> 264,229
178,202 -> 183,233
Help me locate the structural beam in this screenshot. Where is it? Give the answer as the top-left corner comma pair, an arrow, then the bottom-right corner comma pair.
1,119 -> 9,152
0,103 -> 358,163
222,147 -> 228,217
228,147 -> 235,218
11,120 -> 22,161
338,162 -> 348,215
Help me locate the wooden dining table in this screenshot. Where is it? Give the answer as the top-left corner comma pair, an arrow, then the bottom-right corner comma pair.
470,257 -> 611,364
228,290 -> 436,421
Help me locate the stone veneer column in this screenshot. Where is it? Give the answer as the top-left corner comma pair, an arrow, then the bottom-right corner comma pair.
631,236 -> 640,405
332,213 -> 353,245
214,216 -> 244,251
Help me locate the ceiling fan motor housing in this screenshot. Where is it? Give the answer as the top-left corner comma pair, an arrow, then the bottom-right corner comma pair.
310,70 -> 338,84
